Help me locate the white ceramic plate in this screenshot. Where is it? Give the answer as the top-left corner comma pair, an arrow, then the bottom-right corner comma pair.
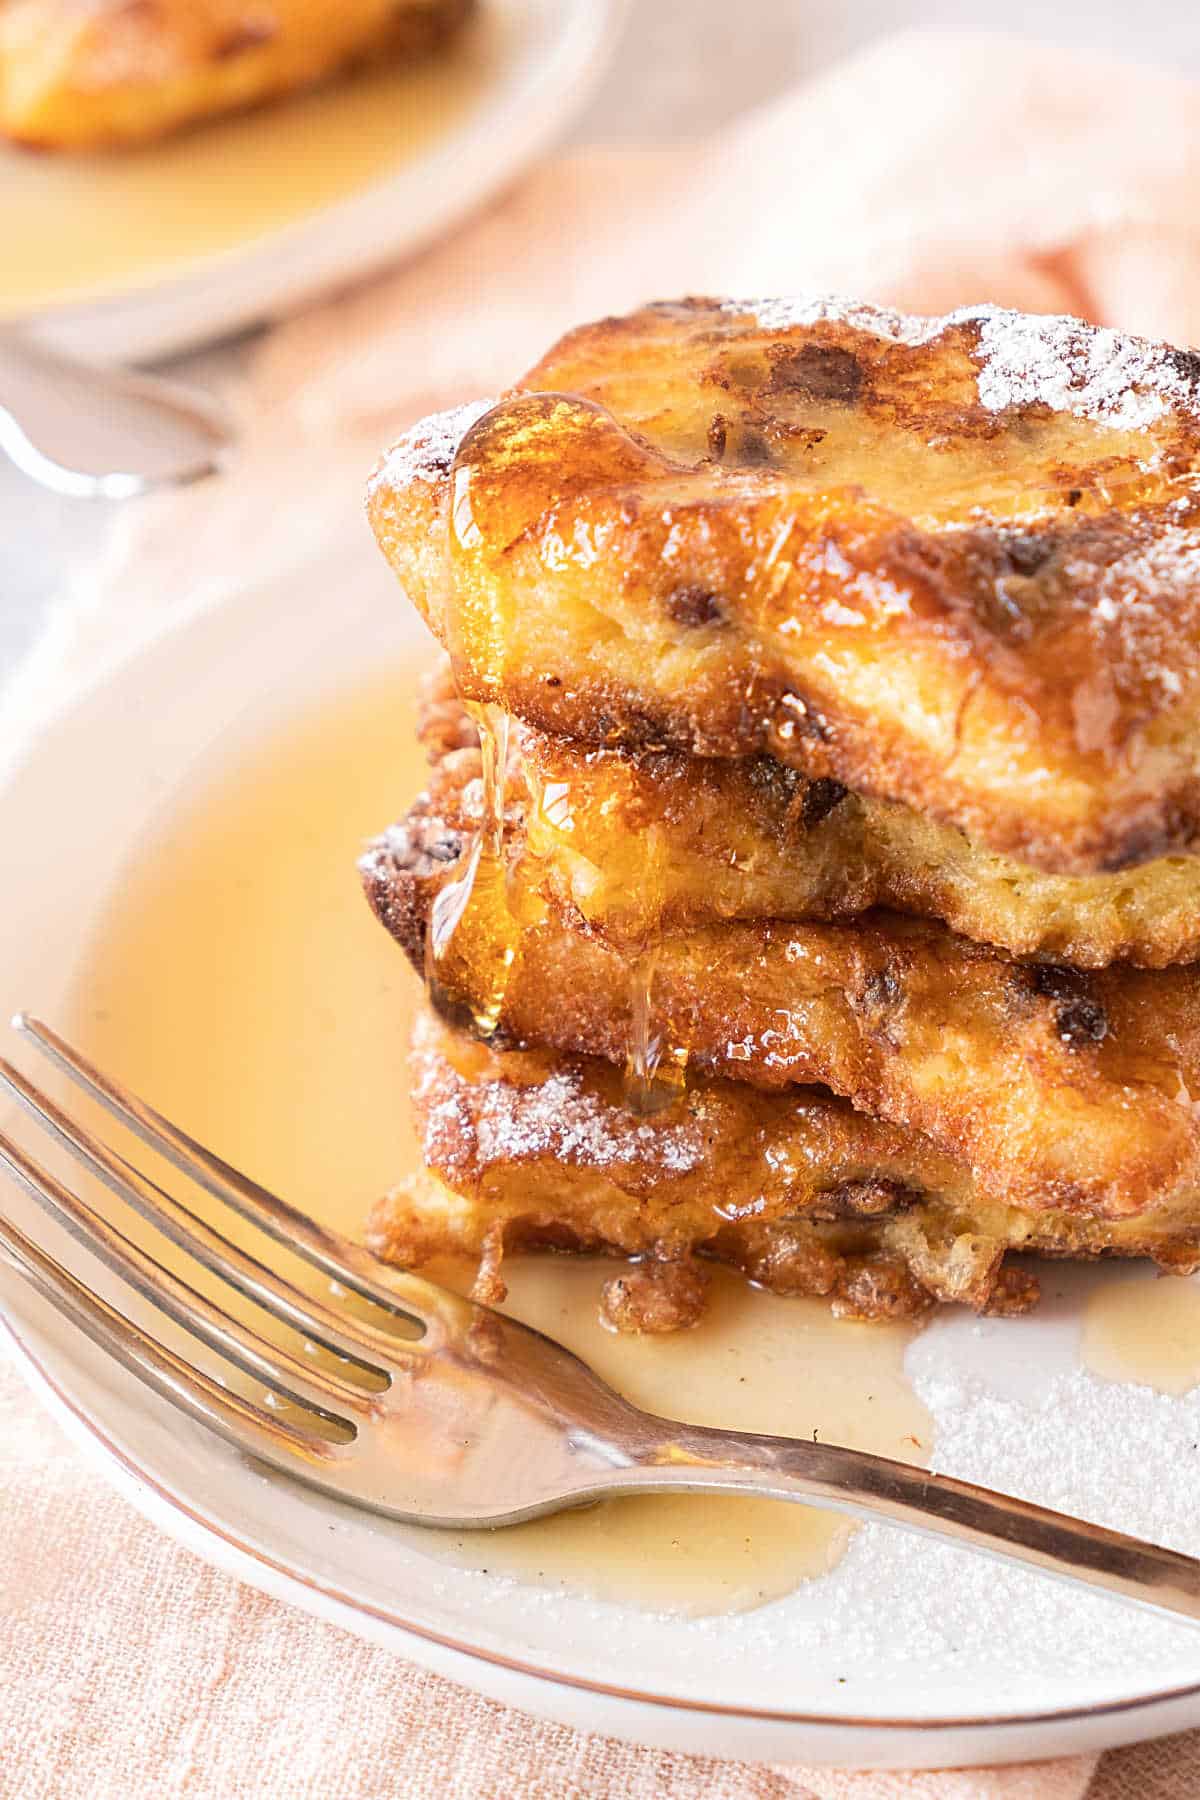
11,0 -> 624,362
5,539 -> 1200,1770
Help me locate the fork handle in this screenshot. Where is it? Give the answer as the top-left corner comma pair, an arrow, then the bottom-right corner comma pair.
636,1421 -> 1200,1625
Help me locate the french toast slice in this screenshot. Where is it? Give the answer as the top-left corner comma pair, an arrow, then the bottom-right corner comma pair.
368,1009 -> 1200,1331
0,0 -> 472,148
361,791 -> 1200,1224
367,297 -> 1200,874
416,659 -> 1200,968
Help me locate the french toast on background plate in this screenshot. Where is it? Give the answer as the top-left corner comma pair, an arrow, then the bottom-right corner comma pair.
0,0 -> 474,147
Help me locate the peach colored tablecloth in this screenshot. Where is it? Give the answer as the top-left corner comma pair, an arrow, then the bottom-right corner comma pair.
6,30 -> 1200,1797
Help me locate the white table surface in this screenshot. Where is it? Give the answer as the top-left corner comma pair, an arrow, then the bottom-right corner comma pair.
4,0 -> 1200,684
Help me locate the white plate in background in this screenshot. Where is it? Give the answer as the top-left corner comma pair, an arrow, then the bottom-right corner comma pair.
6,0 -> 625,362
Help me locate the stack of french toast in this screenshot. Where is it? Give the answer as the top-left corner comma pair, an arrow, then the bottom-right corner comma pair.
358,295 -> 1200,1331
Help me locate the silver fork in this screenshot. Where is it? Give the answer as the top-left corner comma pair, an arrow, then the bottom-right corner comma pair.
2,1012 -> 1200,1625
0,332 -> 230,498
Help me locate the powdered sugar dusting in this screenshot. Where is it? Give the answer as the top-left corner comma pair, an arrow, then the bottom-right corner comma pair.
974,309 -> 1195,427
692,1341 -> 1200,1696
724,294 -> 947,345
725,295 -> 1200,427
671,1272 -> 1200,1697
358,821 -> 436,883
357,826 -> 403,883
378,1242 -> 1200,1713
367,398 -> 496,499
414,1024 -> 705,1182
370,304 -> 1200,513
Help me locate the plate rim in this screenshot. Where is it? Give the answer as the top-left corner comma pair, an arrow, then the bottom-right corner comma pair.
3,553 -> 1200,1764
9,1302 -> 1200,1750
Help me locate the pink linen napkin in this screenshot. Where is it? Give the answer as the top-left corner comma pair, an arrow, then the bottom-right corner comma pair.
6,28 -> 1200,1797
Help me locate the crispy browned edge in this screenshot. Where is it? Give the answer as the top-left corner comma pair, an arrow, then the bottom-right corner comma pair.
366,1009 -> 1200,1331
366,298 -> 1200,875
422,656 -> 1200,968
360,783 -> 1200,1223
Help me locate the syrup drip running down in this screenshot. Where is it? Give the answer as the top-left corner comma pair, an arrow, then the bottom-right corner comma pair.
624,949 -> 689,1115
425,701 -> 515,1036
523,753 -> 692,1112
425,418 -> 523,1040
434,399 -> 693,1113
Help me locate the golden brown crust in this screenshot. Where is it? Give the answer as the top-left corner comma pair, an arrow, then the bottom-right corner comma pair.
367,1009 -> 1200,1330
417,658 -> 1200,969
367,297 -> 1200,874
0,0 -> 473,148
361,790 -> 1200,1224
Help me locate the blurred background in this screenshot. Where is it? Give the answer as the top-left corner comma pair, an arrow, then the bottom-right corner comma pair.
6,9 -> 1200,1788
5,0 -> 1200,689
574,0 -> 1200,141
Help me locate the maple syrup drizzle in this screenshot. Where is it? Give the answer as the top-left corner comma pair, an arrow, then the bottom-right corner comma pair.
425,701 -> 516,1035
437,397 -> 694,1108
66,666 -> 934,1617
520,751 -> 691,1111
623,949 -> 689,1115
1083,1271 -> 1200,1396
425,424 -> 524,1038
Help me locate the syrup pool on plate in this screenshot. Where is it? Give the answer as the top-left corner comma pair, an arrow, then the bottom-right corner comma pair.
1083,1270 -> 1200,1397
68,662 -> 932,1617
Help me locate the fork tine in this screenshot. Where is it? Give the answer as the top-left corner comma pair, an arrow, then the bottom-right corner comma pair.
0,1192 -> 345,1467
13,1015 -> 426,1323
0,1131 -> 364,1427
0,1057 -> 394,1376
